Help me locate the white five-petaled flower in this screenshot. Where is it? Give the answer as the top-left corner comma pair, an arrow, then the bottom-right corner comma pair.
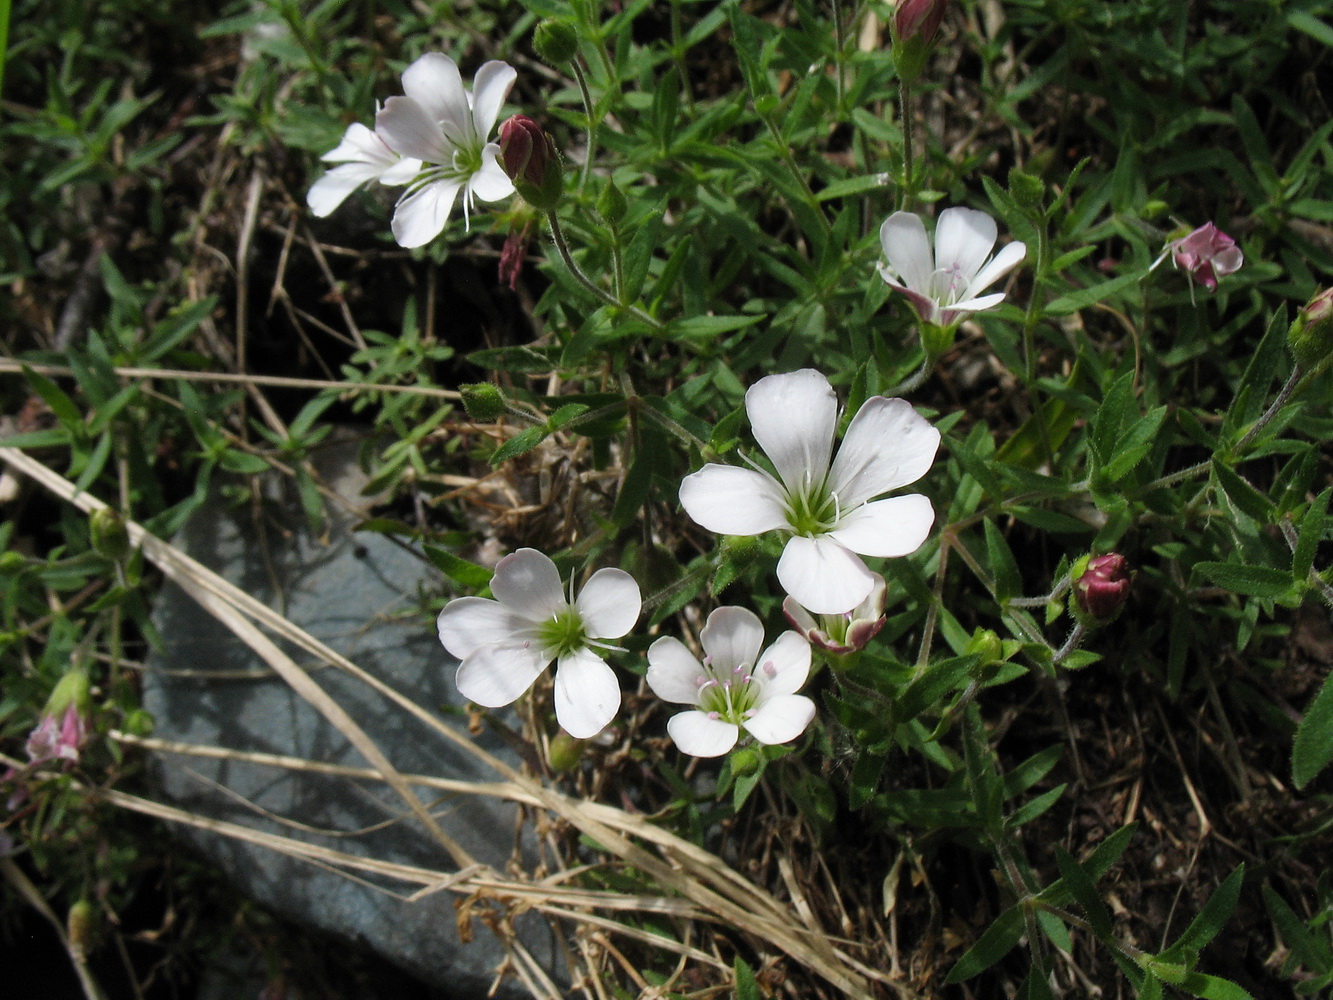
375,53 -> 517,248
647,606 -> 815,757
306,122 -> 422,218
436,548 -> 641,739
878,206 -> 1027,328
679,369 -> 940,615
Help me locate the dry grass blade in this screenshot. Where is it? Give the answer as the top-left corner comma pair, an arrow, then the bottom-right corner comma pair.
1,447 -> 901,997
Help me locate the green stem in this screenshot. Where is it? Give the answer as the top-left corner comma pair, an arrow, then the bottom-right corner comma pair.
898,77 -> 914,209
760,111 -> 831,233
571,60 -> 598,191
887,354 -> 934,396
545,211 -> 664,331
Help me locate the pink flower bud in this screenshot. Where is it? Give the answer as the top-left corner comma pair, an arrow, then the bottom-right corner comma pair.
894,0 -> 948,46
26,670 -> 92,766
1073,554 -> 1132,624
499,115 -> 563,210
783,575 -> 888,657
1169,222 -> 1243,291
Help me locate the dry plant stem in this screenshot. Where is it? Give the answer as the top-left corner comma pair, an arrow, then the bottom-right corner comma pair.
3,451 -> 893,999
0,358 -> 460,400
0,858 -> 109,1000
544,211 -> 664,331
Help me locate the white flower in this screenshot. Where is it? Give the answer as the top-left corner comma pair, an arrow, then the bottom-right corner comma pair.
679,370 -> 939,615
436,548 -> 641,739
306,121 -> 422,218
878,207 -> 1027,327
647,606 -> 815,757
375,54 -> 517,248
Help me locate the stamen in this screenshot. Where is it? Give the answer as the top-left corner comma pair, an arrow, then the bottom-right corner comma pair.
707,711 -> 721,720
762,661 -> 777,678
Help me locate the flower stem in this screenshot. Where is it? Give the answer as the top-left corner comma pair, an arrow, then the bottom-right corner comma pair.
1007,576 -> 1072,609
759,110 -> 831,234
887,354 -> 934,396
545,211 -> 664,332
571,60 -> 598,192
898,78 -> 914,209
1051,621 -> 1088,666
1232,362 -> 1302,455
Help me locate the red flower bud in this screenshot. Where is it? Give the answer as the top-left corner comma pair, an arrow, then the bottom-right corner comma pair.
1072,554 -> 1132,624
894,0 -> 948,47
499,116 -> 563,210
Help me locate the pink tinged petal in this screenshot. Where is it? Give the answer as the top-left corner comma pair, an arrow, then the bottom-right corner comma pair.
745,370 -> 838,494
667,710 -> 740,757
699,606 -> 765,675
378,157 -> 423,186
399,53 -> 473,147
553,648 -> 621,739
879,212 -> 935,294
455,642 -> 549,708
469,61 -> 517,138
490,548 -> 567,621
376,97 -> 453,164
391,179 -> 461,248
307,165 -> 380,217
576,568 -> 641,639
437,596 -> 532,658
828,494 -> 936,558
743,694 -> 815,746
1213,245 -> 1243,276
781,595 -> 820,637
933,207 -> 997,289
754,630 -> 811,698
963,239 -> 1027,301
829,396 -> 941,505
646,636 -> 706,704
877,269 -> 942,325
468,146 -> 517,201
679,464 -> 790,535
777,535 -> 876,615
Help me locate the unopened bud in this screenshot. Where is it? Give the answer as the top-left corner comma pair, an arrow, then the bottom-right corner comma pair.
729,746 -> 762,777
90,507 -> 130,562
1288,287 -> 1333,373
460,383 -> 506,421
891,0 -> 949,83
67,899 -> 96,956
963,628 -> 1004,666
533,18 -> 579,65
1008,168 -> 1045,211
498,115 -> 563,211
1071,553 -> 1132,625
548,732 -> 585,772
597,179 -> 627,226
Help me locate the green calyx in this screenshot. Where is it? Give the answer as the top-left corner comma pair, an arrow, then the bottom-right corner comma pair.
784,480 -> 839,537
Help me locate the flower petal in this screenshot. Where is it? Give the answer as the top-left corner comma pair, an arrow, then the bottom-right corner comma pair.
378,156 -> 424,186
829,396 -> 940,506
933,207 -> 997,288
376,96 -> 452,164
667,710 -> 740,757
940,292 -> 1007,322
455,642 -> 549,708
646,636 -> 706,705
399,53 -> 473,148
879,211 -> 935,294
876,267 -> 941,325
490,548 -> 566,622
553,648 -> 621,739
320,123 -> 392,165
437,596 -> 531,658
743,694 -> 815,746
307,164 -> 380,217
746,369 -> 837,495
753,630 -> 811,698
468,145 -> 517,202
827,494 -> 935,557
470,60 -> 517,138
679,464 -> 790,535
776,535 -> 877,615
576,568 -> 641,639
962,239 -> 1026,301
699,606 -> 765,675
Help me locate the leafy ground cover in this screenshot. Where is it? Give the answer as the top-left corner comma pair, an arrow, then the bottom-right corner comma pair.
4,0 -> 1333,997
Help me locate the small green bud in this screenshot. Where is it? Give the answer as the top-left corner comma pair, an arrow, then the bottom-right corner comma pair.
548,731 -> 586,772
1288,287 -> 1333,373
753,94 -> 779,117
1008,168 -> 1045,210
963,628 -> 1004,666
1142,200 -> 1170,220
90,507 -> 130,562
597,179 -> 628,226
123,708 -> 155,737
0,550 -> 26,575
460,383 -> 506,421
45,668 -> 92,718
729,746 -> 762,777
67,899 -> 96,955
533,18 -> 579,65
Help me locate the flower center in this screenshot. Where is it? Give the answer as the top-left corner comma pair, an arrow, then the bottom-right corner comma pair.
784,476 -> 840,537
534,607 -> 587,659
697,658 -> 771,723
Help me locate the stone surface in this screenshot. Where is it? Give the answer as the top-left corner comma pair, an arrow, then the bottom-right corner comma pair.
142,440 -> 554,998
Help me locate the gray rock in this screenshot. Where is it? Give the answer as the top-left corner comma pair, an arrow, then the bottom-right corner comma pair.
142,439 -> 555,998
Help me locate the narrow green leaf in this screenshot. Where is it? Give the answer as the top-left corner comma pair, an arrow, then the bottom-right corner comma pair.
734,956 -> 761,1000
1289,10 -> 1333,48
946,905 -> 1025,982
1053,845 -> 1113,938
1294,669 -> 1333,789
1262,885 -> 1333,974
1293,487 -> 1331,584
1176,971 -> 1255,1000
422,546 -> 493,590
1212,461 -> 1275,525
1002,745 -> 1064,798
1194,561 -> 1295,599
22,365 -> 84,430
1038,822 -> 1138,908
490,426 -> 549,465
985,519 -> 1021,601
666,314 -> 766,340
1159,864 -> 1245,964
1006,783 -> 1067,828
